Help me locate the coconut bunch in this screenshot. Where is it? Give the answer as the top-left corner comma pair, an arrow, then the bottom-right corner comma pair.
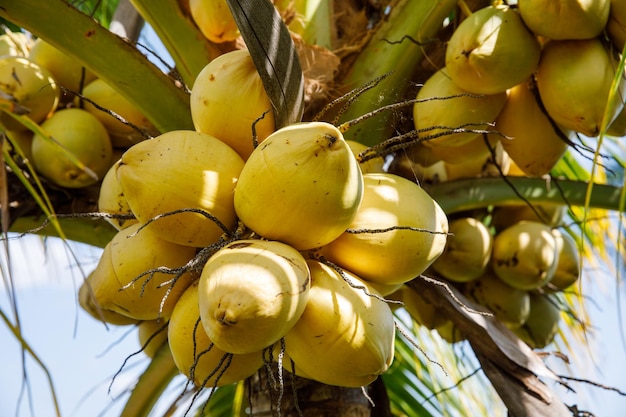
391,201 -> 581,349
407,0 -> 626,182
78,47 -> 452,390
1,36 -> 156,189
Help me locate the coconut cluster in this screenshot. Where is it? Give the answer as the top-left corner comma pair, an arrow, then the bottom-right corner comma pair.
408,1 -> 626,181
0,35 -> 157,189
78,47 -> 450,390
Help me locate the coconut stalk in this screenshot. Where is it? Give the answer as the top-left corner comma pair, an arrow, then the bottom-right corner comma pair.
336,0 -> 460,146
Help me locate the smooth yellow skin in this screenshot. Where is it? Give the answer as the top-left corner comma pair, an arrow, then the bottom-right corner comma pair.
137,319 -> 169,359
544,229 -> 581,292
117,130 -> 245,247
198,240 -> 310,354
191,49 -> 274,160
513,293 -> 562,349
80,78 -> 156,147
98,159 -> 137,230
31,108 -> 113,188
88,223 -> 197,320
494,81 -> 571,177
445,5 -> 541,95
413,68 -> 506,148
0,56 -> 59,130
536,38 -> 626,137
234,122 -> 363,250
491,204 -> 564,233
284,260 -> 395,388
491,221 -> 559,291
434,321 -> 466,344
444,140 -> 511,180
346,140 -> 386,174
28,38 -> 96,93
168,282 -> 263,387
321,173 -> 448,285
463,270 -> 530,329
189,0 -> 240,43
518,0 -> 610,40
78,275 -> 139,326
431,217 -> 493,283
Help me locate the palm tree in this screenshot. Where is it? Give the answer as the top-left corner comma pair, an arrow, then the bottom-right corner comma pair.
1,0 -> 625,416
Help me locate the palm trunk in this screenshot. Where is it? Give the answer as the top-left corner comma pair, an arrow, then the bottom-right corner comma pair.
246,363 -> 392,417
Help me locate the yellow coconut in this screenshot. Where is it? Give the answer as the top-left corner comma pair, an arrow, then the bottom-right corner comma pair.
413,67 -> 507,148
491,220 -> 559,290
536,38 -> 626,137
97,158 -> 137,230
543,229 -> 581,292
513,293 -> 562,349
321,172 -> 448,286
191,49 -> 274,160
87,223 -> 197,320
464,270 -> 530,329
78,275 -> 139,326
79,78 -> 157,147
491,203 -> 565,233
117,130 -> 245,247
518,0 -> 610,40
234,122 -> 363,250
284,260 -> 395,387
31,108 -> 113,188
346,140 -> 386,174
0,56 -> 59,130
445,5 -> 541,95
137,319 -> 169,359
431,217 -> 493,283
189,0 -> 240,43
444,140 -> 511,181
399,285 -> 448,330
493,81 -> 572,177
198,240 -> 310,354
28,38 -> 97,94
168,282 -> 264,387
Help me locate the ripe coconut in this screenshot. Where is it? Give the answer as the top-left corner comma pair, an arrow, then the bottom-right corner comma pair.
168,281 -> 263,387
463,270 -> 531,329
445,5 -> 541,95
492,80 -> 572,177
79,78 -> 157,147
346,140 -> 386,174
78,275 -> 139,326
189,0 -> 240,43
234,122 -> 363,250
444,140 -> 511,181
513,293 -> 562,349
191,49 -> 274,160
198,240 -> 310,354
117,130 -> 245,247
518,0 -> 610,40
413,67 -> 506,148
431,217 -> 493,283
0,56 -> 60,130
491,203 -> 564,233
283,260 -> 395,387
97,159 -> 137,230
491,220 -> 559,290
321,172 -> 448,286
28,38 -> 97,94
31,108 -> 114,188
536,38 -> 626,137
137,319 -> 169,359
543,229 -> 581,292
399,285 -> 448,330
87,222 -> 197,320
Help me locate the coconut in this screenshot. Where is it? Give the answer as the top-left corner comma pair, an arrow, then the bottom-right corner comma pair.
283,260 -> 395,387
445,5 -> 541,95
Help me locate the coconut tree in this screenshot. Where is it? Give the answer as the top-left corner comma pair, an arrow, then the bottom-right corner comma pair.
1,0 -> 626,416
